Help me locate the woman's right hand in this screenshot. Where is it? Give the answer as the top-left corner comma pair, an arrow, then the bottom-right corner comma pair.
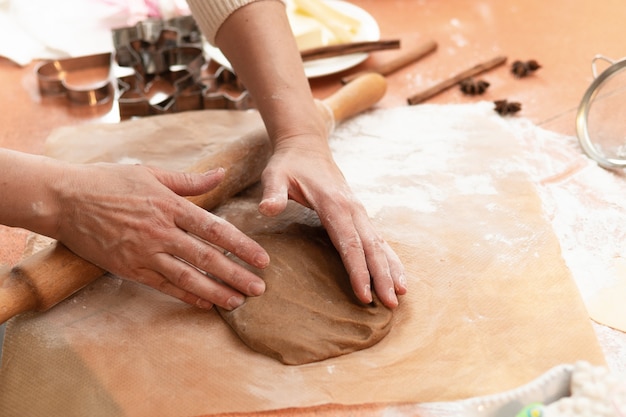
52,163 -> 270,311
0,149 -> 269,311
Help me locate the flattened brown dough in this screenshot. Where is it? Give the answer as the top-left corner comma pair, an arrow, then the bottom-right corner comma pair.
217,224 -> 393,365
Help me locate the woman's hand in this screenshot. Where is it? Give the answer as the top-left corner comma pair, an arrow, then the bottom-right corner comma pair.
51,163 -> 269,310
258,135 -> 407,308
205,0 -> 407,308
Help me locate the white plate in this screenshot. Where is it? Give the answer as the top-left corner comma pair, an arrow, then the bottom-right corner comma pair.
204,1 -> 380,78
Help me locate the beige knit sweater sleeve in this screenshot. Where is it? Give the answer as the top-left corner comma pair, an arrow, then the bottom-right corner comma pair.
186,0 -> 285,45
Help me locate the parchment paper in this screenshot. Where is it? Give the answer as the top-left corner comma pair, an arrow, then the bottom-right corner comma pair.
0,105 -> 604,417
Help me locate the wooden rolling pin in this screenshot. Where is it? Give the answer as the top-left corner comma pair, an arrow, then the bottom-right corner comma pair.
0,73 -> 388,324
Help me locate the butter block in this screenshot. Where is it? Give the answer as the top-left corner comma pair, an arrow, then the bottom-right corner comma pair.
287,11 -> 326,50
293,0 -> 362,44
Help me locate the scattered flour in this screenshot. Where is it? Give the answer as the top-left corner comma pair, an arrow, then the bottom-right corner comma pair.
330,102 -> 626,373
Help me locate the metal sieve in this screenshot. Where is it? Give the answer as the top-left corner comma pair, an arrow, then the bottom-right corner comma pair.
576,55 -> 626,169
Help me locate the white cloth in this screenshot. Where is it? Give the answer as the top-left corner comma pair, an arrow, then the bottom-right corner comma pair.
0,0 -> 190,65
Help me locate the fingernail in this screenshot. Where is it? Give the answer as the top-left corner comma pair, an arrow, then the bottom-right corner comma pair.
261,197 -> 276,205
388,287 -> 399,307
227,295 -> 245,310
258,199 -> 273,216
197,299 -> 214,310
363,284 -> 373,303
205,167 -> 224,175
399,273 -> 408,289
248,280 -> 265,296
254,252 -> 270,268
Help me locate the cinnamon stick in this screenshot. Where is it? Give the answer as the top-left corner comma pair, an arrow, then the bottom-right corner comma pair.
407,55 -> 507,105
341,39 -> 437,84
300,39 -> 401,62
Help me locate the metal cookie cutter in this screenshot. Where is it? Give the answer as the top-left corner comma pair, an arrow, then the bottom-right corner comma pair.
200,66 -> 254,111
113,15 -> 201,72
576,54 -> 626,169
36,15 -> 254,118
115,43 -> 208,118
112,15 -> 253,118
36,52 -> 114,106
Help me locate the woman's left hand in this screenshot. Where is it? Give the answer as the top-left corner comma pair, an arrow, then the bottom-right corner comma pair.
257,134 -> 407,309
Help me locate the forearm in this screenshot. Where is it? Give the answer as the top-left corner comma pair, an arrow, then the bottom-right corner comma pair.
189,0 -> 328,150
1,148 -> 271,310
218,1 -> 326,144
0,148 -> 62,238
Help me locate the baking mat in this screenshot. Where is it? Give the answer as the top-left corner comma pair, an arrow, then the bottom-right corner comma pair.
0,105 -> 604,417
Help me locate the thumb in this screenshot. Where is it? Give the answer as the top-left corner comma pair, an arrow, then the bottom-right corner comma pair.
259,177 -> 289,217
148,166 -> 226,197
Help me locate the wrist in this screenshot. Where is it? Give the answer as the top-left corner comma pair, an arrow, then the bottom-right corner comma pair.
269,100 -> 331,151
0,149 -> 66,239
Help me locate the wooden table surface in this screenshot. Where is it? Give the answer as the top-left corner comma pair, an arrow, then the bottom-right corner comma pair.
1,0 -> 626,300
2,1 -> 626,411
2,0 -> 626,267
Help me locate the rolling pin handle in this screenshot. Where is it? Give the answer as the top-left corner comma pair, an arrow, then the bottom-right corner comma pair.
0,242 -> 105,324
324,72 -> 387,124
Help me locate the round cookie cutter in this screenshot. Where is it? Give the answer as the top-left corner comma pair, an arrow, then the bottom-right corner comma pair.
576,55 -> 626,169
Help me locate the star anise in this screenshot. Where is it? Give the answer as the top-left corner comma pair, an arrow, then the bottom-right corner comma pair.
459,77 -> 490,95
494,99 -> 521,116
511,60 -> 541,78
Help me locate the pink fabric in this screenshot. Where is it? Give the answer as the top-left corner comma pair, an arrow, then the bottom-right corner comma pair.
96,0 -> 190,25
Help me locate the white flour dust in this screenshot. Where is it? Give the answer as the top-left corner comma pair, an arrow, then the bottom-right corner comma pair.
330,105 -> 479,216
454,175 -> 497,195
499,116 -> 626,302
330,102 -> 535,218
329,102 -> 626,373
